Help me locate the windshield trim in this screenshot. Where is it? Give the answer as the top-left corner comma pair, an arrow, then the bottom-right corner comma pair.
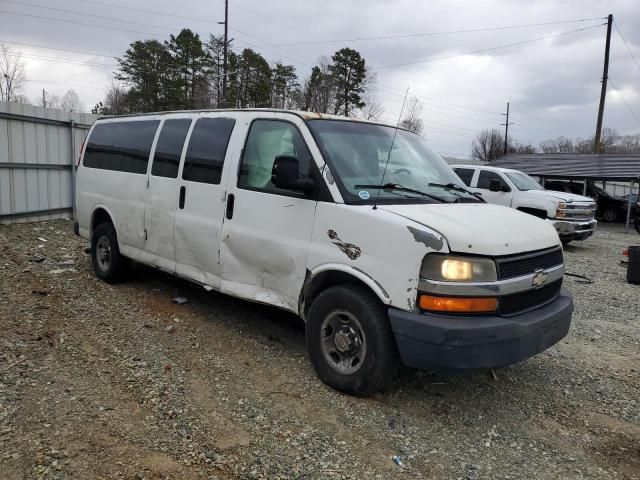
306,118 -> 470,205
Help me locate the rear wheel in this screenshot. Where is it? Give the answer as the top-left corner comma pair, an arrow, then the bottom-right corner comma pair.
635,217 -> 640,234
91,222 -> 130,283
306,285 -> 399,396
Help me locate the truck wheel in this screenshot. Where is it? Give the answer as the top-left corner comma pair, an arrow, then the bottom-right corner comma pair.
306,285 -> 399,396
602,208 -> 619,222
91,222 -> 130,283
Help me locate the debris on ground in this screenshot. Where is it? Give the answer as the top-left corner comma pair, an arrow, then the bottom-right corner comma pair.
0,219 -> 638,479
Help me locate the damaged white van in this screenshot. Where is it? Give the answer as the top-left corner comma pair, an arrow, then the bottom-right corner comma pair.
75,110 -> 573,395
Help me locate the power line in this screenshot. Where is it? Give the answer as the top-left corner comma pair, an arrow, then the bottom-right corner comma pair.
0,39 -> 117,59
608,77 -> 640,126
377,84 -> 503,117
0,8 -> 167,37
271,17 -> 608,46
613,20 -> 640,75
3,0 -> 180,32
72,0 -> 219,24
372,23 -> 606,70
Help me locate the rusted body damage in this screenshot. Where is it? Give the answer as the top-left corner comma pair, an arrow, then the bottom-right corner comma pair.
307,204 -> 449,312
327,229 -> 362,260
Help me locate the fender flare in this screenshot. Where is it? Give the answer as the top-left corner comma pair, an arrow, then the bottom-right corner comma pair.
307,262 -> 391,305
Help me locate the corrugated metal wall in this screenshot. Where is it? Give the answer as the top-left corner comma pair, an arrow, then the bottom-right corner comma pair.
0,101 -> 98,224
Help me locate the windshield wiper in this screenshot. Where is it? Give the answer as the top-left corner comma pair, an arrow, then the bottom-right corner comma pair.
428,182 -> 484,201
355,183 -> 446,203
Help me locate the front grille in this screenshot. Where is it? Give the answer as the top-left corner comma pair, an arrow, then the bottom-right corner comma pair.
497,248 -> 563,280
499,280 -> 562,316
561,203 -> 596,220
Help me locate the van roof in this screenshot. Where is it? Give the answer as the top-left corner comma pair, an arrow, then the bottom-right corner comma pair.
98,108 -> 407,131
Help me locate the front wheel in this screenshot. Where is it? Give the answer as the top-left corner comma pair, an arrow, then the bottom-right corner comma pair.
635,218 -> 640,234
306,285 -> 399,396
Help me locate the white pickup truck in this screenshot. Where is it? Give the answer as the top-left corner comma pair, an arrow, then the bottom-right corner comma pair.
453,165 -> 597,244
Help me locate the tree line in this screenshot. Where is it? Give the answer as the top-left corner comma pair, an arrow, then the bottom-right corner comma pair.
92,28 -> 378,120
471,126 -> 640,162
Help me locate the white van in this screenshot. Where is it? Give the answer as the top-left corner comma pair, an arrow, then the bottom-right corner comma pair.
75,109 -> 573,395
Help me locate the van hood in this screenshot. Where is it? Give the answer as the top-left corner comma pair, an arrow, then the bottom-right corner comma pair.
381,203 -> 560,256
528,189 -> 594,203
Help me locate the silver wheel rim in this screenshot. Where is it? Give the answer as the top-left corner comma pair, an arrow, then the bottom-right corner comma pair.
96,236 -> 112,272
604,210 -> 616,222
320,309 -> 367,375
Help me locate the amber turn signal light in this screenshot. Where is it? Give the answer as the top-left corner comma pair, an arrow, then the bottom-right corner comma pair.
419,295 -> 498,313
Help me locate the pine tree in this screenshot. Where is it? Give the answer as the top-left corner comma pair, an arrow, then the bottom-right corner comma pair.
329,48 -> 366,117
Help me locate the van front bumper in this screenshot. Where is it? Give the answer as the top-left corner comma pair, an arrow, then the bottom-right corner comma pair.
547,218 -> 597,241
388,289 -> 573,370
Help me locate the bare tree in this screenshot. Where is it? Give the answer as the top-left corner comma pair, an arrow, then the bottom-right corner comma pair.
60,89 -> 85,113
359,94 -> 384,120
540,136 -> 574,153
399,96 -> 424,134
103,81 -> 129,114
37,89 -> 61,109
471,128 -> 505,162
0,44 -> 27,102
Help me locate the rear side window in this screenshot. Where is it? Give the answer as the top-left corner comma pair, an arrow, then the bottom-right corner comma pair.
454,168 -> 474,186
151,119 -> 192,179
182,117 -> 235,184
84,120 -> 159,174
477,170 -> 510,190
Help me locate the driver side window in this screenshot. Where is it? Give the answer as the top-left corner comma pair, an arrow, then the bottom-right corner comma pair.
477,170 -> 510,191
238,120 -> 312,194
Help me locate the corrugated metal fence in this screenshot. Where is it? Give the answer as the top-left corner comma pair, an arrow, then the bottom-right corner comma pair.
0,101 -> 98,224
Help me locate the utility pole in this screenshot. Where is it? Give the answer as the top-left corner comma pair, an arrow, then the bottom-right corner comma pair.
501,102 -> 513,155
42,88 -> 47,108
221,0 -> 229,106
594,13 -> 613,153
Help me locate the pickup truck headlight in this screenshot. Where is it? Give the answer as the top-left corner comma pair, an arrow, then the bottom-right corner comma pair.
421,255 -> 497,282
556,202 -> 567,219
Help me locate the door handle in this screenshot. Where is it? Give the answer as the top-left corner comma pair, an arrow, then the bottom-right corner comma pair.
179,186 -> 186,209
226,193 -> 235,220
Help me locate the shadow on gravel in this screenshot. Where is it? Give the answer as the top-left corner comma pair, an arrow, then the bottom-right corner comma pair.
121,262 -> 568,406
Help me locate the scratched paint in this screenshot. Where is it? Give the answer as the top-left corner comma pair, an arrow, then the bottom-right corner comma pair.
406,226 -> 444,250
327,229 -> 362,260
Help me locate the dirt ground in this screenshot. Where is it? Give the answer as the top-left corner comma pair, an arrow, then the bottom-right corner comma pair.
0,219 -> 638,480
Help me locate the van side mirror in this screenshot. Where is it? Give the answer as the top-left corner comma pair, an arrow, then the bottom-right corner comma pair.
271,155 -> 315,193
489,179 -> 501,192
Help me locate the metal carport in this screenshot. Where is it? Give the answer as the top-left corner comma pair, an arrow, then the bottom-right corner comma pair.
491,153 -> 640,232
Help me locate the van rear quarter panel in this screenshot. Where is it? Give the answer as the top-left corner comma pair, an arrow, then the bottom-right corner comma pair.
308,203 -> 448,311
77,168 -> 148,248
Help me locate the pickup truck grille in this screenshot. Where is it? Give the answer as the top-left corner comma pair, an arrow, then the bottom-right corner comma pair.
499,280 -> 562,315
560,203 -> 596,220
496,248 -> 563,280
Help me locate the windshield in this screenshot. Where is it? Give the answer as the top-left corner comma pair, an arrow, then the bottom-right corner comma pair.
505,171 -> 543,191
307,119 -> 478,203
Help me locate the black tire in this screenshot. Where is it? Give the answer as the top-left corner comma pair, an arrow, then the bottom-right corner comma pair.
635,218 -> 640,234
602,208 -> 619,223
306,285 -> 399,396
91,222 -> 130,283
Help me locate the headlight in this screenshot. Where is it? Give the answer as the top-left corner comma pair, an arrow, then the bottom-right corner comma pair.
556,202 -> 567,219
421,255 -> 497,282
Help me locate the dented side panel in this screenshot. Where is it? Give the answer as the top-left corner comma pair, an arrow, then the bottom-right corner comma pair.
307,203 -> 449,312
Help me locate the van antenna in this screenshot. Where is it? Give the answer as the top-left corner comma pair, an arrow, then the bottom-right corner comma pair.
373,87 -> 410,210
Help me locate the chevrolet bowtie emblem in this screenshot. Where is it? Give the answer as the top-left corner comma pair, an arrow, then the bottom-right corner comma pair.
532,269 -> 548,288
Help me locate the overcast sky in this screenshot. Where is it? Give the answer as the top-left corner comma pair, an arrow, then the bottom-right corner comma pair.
2,0 -> 639,157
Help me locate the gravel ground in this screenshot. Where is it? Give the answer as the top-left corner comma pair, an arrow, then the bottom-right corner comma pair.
0,219 -> 638,480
